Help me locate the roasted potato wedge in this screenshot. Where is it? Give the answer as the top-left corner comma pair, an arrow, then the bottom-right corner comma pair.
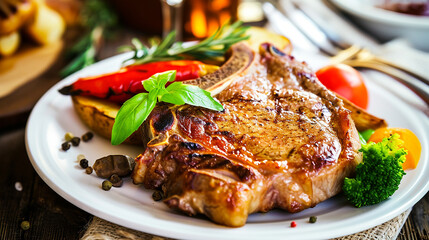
245,27 -> 292,54
24,0 -> 65,45
0,31 -> 20,56
336,93 -> 387,131
72,96 -> 143,145
0,0 -> 35,35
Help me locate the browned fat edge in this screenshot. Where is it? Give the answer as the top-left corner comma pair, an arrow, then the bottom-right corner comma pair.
185,42 -> 255,92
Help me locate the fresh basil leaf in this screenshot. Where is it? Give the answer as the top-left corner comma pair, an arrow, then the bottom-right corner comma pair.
111,91 -> 157,145
124,21 -> 249,66
111,70 -> 223,145
143,70 -> 176,92
161,82 -> 223,111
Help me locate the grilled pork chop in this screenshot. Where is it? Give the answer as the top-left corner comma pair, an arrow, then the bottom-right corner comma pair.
132,43 -> 363,227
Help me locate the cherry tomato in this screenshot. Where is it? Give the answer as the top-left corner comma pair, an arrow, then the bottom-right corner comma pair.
316,64 -> 369,109
368,127 -> 421,170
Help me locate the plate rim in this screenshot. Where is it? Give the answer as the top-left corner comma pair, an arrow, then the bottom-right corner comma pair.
25,51 -> 429,240
330,0 -> 429,28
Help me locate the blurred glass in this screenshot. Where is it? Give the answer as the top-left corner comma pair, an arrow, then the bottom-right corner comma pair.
160,0 -> 184,40
182,0 -> 240,39
108,0 -> 163,35
109,0 -> 240,39
238,0 -> 264,23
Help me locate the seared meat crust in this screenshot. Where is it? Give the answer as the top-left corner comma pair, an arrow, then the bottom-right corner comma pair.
132,43 -> 362,227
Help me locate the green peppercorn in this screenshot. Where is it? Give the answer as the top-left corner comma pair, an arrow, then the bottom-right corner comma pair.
102,180 -> 112,191
77,154 -> 86,161
79,159 -> 89,169
309,216 -> 317,223
64,132 -> 74,142
82,132 -> 94,142
20,220 -> 30,230
71,137 -> 80,146
152,190 -> 163,201
61,142 -> 71,151
85,167 -> 93,174
109,174 -> 123,187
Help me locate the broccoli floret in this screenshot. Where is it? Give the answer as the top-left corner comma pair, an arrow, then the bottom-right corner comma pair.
343,134 -> 407,207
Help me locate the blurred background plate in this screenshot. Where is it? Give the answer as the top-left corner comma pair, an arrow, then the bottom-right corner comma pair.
330,0 -> 429,51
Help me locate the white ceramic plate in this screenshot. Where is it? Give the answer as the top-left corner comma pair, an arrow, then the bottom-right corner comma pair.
330,0 -> 429,51
26,51 -> 429,240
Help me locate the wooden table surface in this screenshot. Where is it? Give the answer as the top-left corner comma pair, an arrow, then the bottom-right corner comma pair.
0,27 -> 428,240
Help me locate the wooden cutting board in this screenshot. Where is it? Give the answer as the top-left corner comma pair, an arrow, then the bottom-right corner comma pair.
0,41 -> 64,128
0,41 -> 64,98
0,28 -> 146,129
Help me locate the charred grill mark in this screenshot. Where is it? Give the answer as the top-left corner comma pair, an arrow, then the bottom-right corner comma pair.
273,97 -> 282,123
273,91 -> 279,98
153,110 -> 175,132
217,131 -> 235,138
205,121 -> 219,133
195,157 -> 229,169
297,139 -> 341,171
230,164 -> 254,182
154,168 -> 165,178
189,116 -> 207,125
265,106 -> 275,111
297,71 -> 315,81
287,148 -> 295,158
188,153 -> 201,158
213,115 -> 226,122
226,98 -> 262,104
309,153 -> 336,171
183,152 -> 255,183
58,85 -> 81,95
182,142 -> 203,150
106,88 -> 116,99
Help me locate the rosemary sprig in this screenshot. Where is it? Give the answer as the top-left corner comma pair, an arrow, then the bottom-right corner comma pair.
121,21 -> 250,66
61,0 -> 117,77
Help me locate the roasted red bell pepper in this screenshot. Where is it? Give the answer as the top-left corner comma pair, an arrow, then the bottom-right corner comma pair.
59,60 -> 219,103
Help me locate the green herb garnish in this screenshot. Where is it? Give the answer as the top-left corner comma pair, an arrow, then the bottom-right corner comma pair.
61,0 -> 118,77
343,134 -> 407,207
121,21 -> 250,66
360,129 -> 375,142
111,70 -> 223,145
